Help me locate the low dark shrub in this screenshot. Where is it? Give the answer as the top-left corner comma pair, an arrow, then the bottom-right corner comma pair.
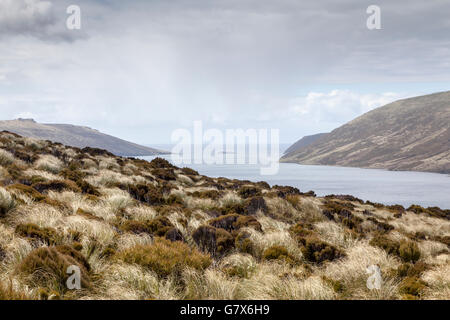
81,146 -> 114,157
119,183 -> 165,205
367,217 -> 394,233
369,235 -> 400,256
386,204 -> 405,213
289,223 -> 314,244
398,241 -> 421,263
188,190 -> 222,200
181,167 -> 199,176
15,223 -> 61,245
165,228 -> 184,242
396,261 -> 429,278
152,168 -> 176,181
115,238 -> 211,278
238,186 -> 261,199
399,277 -> 426,297
301,238 -> 343,264
121,216 -> 177,239
75,179 -> 100,196
0,245 -> 6,261
262,245 -> 297,265
209,214 -> 262,233
165,194 -> 184,206
235,231 -> 255,255
150,157 -> 174,169
255,181 -> 270,189
59,167 -> 85,182
192,225 -> 234,256
245,196 -> 268,215
272,185 -> 301,198
325,194 -> 363,203
147,216 -> 174,237
32,180 -> 81,194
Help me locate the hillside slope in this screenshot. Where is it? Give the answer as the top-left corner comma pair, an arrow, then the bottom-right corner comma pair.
282,91 -> 450,173
0,132 -> 448,300
284,133 -> 328,155
0,119 -> 166,157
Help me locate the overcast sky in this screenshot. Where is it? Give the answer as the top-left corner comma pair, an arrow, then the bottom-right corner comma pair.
1,0 -> 450,144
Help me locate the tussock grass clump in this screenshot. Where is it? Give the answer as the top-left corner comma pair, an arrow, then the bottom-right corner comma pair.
0,149 -> 15,166
0,282 -> 32,300
15,223 -> 61,245
17,245 -> 91,291
0,187 -> 17,217
34,155 -> 63,174
0,132 -> 448,300
116,238 -> 211,278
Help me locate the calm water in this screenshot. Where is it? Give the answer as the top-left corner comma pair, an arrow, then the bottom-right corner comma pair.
140,154 -> 450,210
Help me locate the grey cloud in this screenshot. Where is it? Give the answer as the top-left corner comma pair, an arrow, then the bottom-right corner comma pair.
0,0 -> 86,42
1,0 -> 449,143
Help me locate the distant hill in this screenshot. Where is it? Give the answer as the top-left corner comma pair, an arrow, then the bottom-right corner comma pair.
283,133 -> 328,155
281,91 -> 450,174
0,119 -> 167,157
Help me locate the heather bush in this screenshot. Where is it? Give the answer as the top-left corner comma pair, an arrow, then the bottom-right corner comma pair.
301,238 -> 343,264
235,231 -> 255,255
262,245 -> 297,265
193,225 -> 234,256
32,179 -> 81,194
152,168 -> 176,181
116,238 -> 211,278
237,186 -> 261,199
369,235 -> 400,256
245,196 -> 268,215
398,241 -> 421,263
399,277 -> 426,298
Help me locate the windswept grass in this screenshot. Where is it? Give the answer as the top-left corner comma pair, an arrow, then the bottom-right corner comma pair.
0,132 -> 448,300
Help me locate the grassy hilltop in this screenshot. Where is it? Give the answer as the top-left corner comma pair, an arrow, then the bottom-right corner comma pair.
0,131 -> 449,300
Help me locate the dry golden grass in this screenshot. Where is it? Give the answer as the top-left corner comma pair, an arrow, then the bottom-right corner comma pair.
0,131 -> 448,300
